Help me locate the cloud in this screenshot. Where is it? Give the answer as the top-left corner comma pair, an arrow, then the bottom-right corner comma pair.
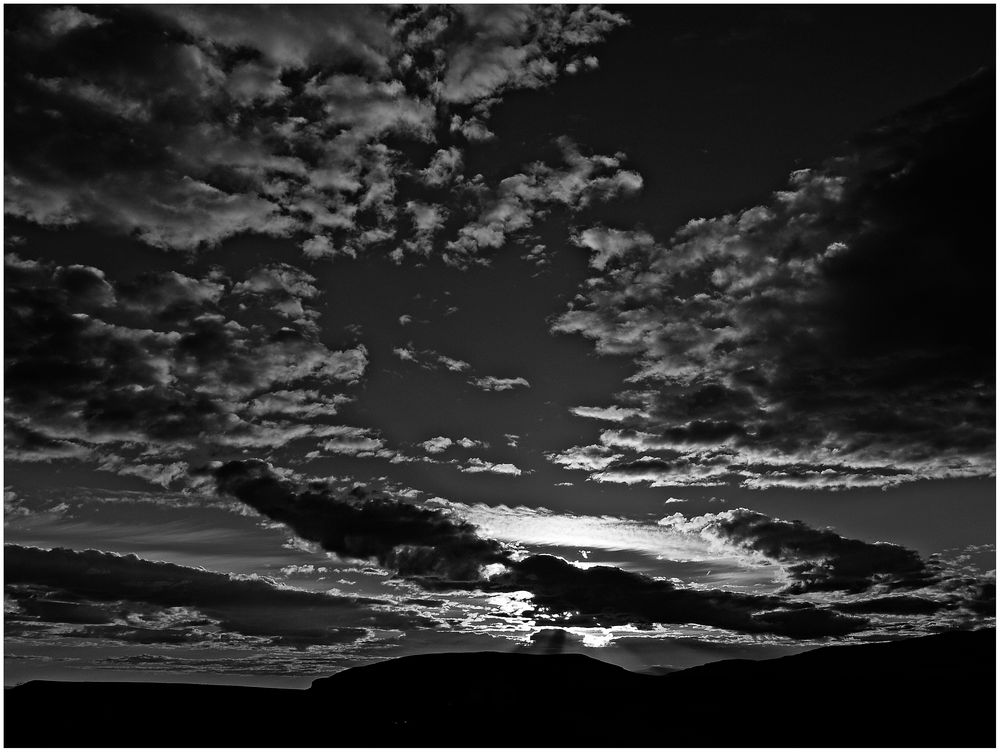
431,6 -> 627,104
154,5 -> 393,72
549,71 -> 995,489
420,436 -> 487,455
391,344 -> 470,373
421,437 -> 454,454
436,501 -> 729,564
204,461 -> 882,639
94,456 -> 190,488
406,201 -> 447,233
471,376 -> 531,392
572,226 -> 655,271
233,263 -> 319,299
206,459 -> 509,581
314,427 -> 387,456
445,138 -> 643,266
5,544 -> 426,647
570,405 -> 642,422
244,390 -> 352,420
4,253 -> 368,480
419,147 -> 464,187
484,555 -> 866,638
41,6 -> 107,36
5,5 -> 625,255
832,595 -> 951,615
302,236 -> 351,260
402,200 -> 449,256
450,115 -> 495,142
546,444 -> 622,472
438,355 -> 471,372
393,346 -> 418,362
460,458 -> 525,476
658,509 -> 933,594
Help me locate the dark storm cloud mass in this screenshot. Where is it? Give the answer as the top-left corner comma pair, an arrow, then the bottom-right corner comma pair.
4,252 -> 367,480
659,509 -> 933,594
5,4 -> 627,263
551,70 -> 995,490
208,458 -> 511,581
487,554 -> 866,638
5,544 -> 428,648
206,460 -> 869,638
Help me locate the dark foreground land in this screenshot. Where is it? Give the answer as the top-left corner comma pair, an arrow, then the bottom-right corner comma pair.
5,628 -> 995,747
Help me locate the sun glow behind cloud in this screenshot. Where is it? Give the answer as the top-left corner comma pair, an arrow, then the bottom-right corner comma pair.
433,500 -> 786,588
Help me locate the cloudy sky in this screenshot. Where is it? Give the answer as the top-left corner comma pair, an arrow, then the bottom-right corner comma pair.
4,4 -> 995,688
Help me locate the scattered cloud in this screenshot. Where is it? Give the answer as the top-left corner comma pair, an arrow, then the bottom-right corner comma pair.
420,437 -> 454,455
5,253 -> 368,481
444,137 -> 642,267
5,5 -> 625,256
391,344 -> 470,373
420,436 -> 488,455
419,147 -> 464,187
546,444 -> 622,472
550,72 -> 994,489
438,355 -> 471,372
471,376 -> 531,392
460,458 -> 526,477
450,115 -> 495,142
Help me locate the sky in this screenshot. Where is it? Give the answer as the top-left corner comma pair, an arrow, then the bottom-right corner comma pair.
3,4 -> 995,688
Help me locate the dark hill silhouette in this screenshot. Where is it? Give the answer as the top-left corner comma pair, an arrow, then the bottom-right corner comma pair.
5,628 -> 995,747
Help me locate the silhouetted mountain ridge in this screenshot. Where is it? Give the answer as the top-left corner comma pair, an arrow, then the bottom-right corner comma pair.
6,628 -> 995,747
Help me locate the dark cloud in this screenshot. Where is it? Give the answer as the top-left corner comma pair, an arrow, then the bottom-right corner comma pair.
208,459 -> 510,581
484,554 -> 867,638
660,509 -> 933,594
206,460 -> 868,638
5,544 -> 427,648
551,70 -> 995,489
